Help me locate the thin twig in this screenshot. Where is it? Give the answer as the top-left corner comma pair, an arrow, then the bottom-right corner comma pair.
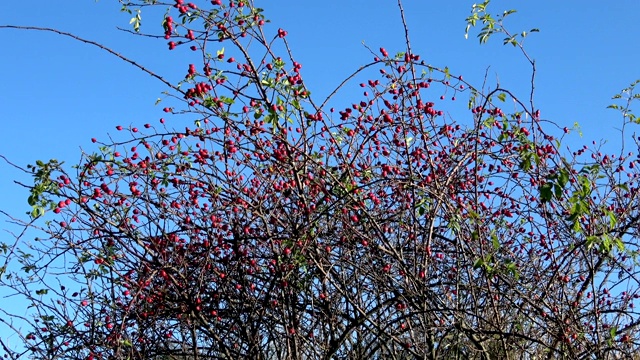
0,25 -> 184,96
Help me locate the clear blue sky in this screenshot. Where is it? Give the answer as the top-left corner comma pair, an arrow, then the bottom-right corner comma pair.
1,0 -> 639,350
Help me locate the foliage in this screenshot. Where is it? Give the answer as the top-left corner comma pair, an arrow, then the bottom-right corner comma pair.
1,0 -> 640,359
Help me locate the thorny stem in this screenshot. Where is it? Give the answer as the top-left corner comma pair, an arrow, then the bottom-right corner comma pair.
0,25 -> 184,96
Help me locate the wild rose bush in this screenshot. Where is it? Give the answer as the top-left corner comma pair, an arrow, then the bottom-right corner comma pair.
2,1 -> 640,359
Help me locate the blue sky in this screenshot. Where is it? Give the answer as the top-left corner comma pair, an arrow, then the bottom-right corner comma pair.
1,0 -> 640,351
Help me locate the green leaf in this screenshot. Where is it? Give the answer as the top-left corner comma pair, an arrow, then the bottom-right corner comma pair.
503,35 -> 517,46
31,206 -> 45,218
506,262 -> 519,280
265,113 -> 277,129
129,10 -> 142,32
572,219 -> 582,233
491,233 -> 500,250
616,183 -> 629,192
553,184 -> 563,200
557,168 -> 569,188
497,93 -> 506,102
579,176 -> 591,194
607,210 -> 617,228
220,96 -> 234,105
405,136 -> 413,146
539,183 -> 552,202
473,258 -> 485,269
